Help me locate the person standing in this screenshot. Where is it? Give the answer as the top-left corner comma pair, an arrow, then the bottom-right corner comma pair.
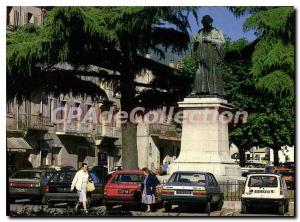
71,162 -> 89,213
150,162 -> 158,175
162,161 -> 169,175
141,167 -> 160,212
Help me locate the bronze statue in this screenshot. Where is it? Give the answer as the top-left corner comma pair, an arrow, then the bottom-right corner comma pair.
191,15 -> 226,97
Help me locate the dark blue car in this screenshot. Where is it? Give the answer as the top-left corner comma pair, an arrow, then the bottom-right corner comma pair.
161,171 -> 224,213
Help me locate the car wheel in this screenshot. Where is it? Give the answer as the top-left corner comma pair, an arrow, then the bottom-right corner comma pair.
278,204 -> 285,215
205,201 -> 211,213
48,202 -> 55,208
105,203 -> 113,211
217,198 -> 224,211
241,203 -> 247,214
285,202 -> 289,213
164,203 -> 172,212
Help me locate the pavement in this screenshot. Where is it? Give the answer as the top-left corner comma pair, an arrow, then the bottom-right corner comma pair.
8,199 -> 294,217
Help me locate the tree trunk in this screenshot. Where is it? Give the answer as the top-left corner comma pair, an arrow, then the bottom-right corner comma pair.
239,147 -> 246,167
120,71 -> 139,169
273,147 -> 280,166
121,122 -> 138,169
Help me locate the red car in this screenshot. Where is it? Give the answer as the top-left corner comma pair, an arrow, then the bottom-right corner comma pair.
104,170 -> 145,210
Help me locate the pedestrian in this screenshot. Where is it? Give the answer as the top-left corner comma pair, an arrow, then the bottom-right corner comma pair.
150,162 -> 158,175
70,162 -> 90,214
141,167 -> 160,212
162,161 -> 169,175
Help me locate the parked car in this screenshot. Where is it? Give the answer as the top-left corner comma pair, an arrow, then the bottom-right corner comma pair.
9,169 -> 55,203
42,170 -> 104,207
37,165 -> 61,171
60,166 -> 76,171
104,170 -> 145,210
108,165 -> 123,174
241,173 -> 289,215
91,165 -> 108,182
161,171 -> 224,213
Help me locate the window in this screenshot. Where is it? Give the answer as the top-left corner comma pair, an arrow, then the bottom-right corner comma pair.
113,174 -> 144,183
248,176 -> 278,187
25,12 -> 33,24
13,10 -> 20,26
149,143 -> 152,157
168,173 -> 206,185
7,7 -> 13,25
246,154 -> 251,160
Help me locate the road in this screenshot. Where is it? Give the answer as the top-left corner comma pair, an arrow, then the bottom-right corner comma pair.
8,200 -> 294,217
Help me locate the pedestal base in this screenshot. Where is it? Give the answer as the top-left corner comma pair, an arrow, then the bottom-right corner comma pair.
169,96 -> 243,183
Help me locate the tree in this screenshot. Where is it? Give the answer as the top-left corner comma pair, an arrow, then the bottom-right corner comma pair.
228,7 -> 295,165
7,7 -> 198,169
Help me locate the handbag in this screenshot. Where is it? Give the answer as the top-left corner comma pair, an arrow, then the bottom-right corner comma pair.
86,181 -> 95,192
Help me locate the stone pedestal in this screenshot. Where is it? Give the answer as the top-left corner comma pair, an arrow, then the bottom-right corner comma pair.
169,97 -> 242,182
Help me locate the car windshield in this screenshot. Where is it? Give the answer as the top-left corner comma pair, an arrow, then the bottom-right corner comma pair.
11,171 -> 41,180
50,171 -> 76,183
113,174 -> 144,183
248,176 -> 278,187
168,173 -> 206,185
275,171 -> 294,177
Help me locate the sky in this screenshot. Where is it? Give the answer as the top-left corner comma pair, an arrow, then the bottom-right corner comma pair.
190,7 -> 256,41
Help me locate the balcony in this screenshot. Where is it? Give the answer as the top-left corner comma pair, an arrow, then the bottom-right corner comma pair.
54,119 -> 121,138
149,123 -> 181,141
6,113 -> 52,131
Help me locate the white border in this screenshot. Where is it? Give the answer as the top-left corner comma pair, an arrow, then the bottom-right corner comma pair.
0,1 -> 299,222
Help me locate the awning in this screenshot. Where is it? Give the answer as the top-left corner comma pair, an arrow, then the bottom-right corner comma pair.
7,137 -> 33,152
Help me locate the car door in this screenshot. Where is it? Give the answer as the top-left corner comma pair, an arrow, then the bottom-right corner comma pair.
281,177 -> 289,201
211,174 -> 222,202
205,174 -> 214,202
206,174 -> 219,204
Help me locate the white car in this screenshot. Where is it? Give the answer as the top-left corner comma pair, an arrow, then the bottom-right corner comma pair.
241,173 -> 289,215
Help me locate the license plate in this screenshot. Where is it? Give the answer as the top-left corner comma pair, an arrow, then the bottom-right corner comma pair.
15,188 -> 27,192
254,190 -> 271,193
118,189 -> 130,194
57,188 -> 68,192
176,190 -> 192,195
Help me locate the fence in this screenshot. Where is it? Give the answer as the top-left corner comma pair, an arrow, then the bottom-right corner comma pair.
219,182 -> 295,201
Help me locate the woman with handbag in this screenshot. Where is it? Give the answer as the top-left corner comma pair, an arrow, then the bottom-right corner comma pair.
71,162 -> 94,214
141,167 -> 160,212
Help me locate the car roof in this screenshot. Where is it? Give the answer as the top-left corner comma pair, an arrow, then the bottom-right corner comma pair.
172,171 -> 211,174
247,173 -> 281,177
15,169 -> 44,173
114,170 -> 144,174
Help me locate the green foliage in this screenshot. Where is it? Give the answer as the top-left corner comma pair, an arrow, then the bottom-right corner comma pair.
230,7 -> 295,99
7,7 -> 198,103
179,54 -> 197,78
222,38 -> 294,165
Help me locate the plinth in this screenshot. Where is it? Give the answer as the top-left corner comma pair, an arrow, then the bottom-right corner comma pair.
169,97 -> 242,182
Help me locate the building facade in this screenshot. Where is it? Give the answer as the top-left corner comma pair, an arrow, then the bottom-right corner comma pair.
6,7 -> 122,171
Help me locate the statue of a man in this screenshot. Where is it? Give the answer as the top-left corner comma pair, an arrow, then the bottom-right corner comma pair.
191,15 -> 226,97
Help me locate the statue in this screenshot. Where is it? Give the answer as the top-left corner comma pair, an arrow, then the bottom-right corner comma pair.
191,15 -> 226,97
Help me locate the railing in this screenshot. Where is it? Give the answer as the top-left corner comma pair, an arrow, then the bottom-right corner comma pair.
6,113 -> 52,131
54,120 -> 121,138
149,123 -> 181,140
218,182 -> 295,201
54,120 -> 95,134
